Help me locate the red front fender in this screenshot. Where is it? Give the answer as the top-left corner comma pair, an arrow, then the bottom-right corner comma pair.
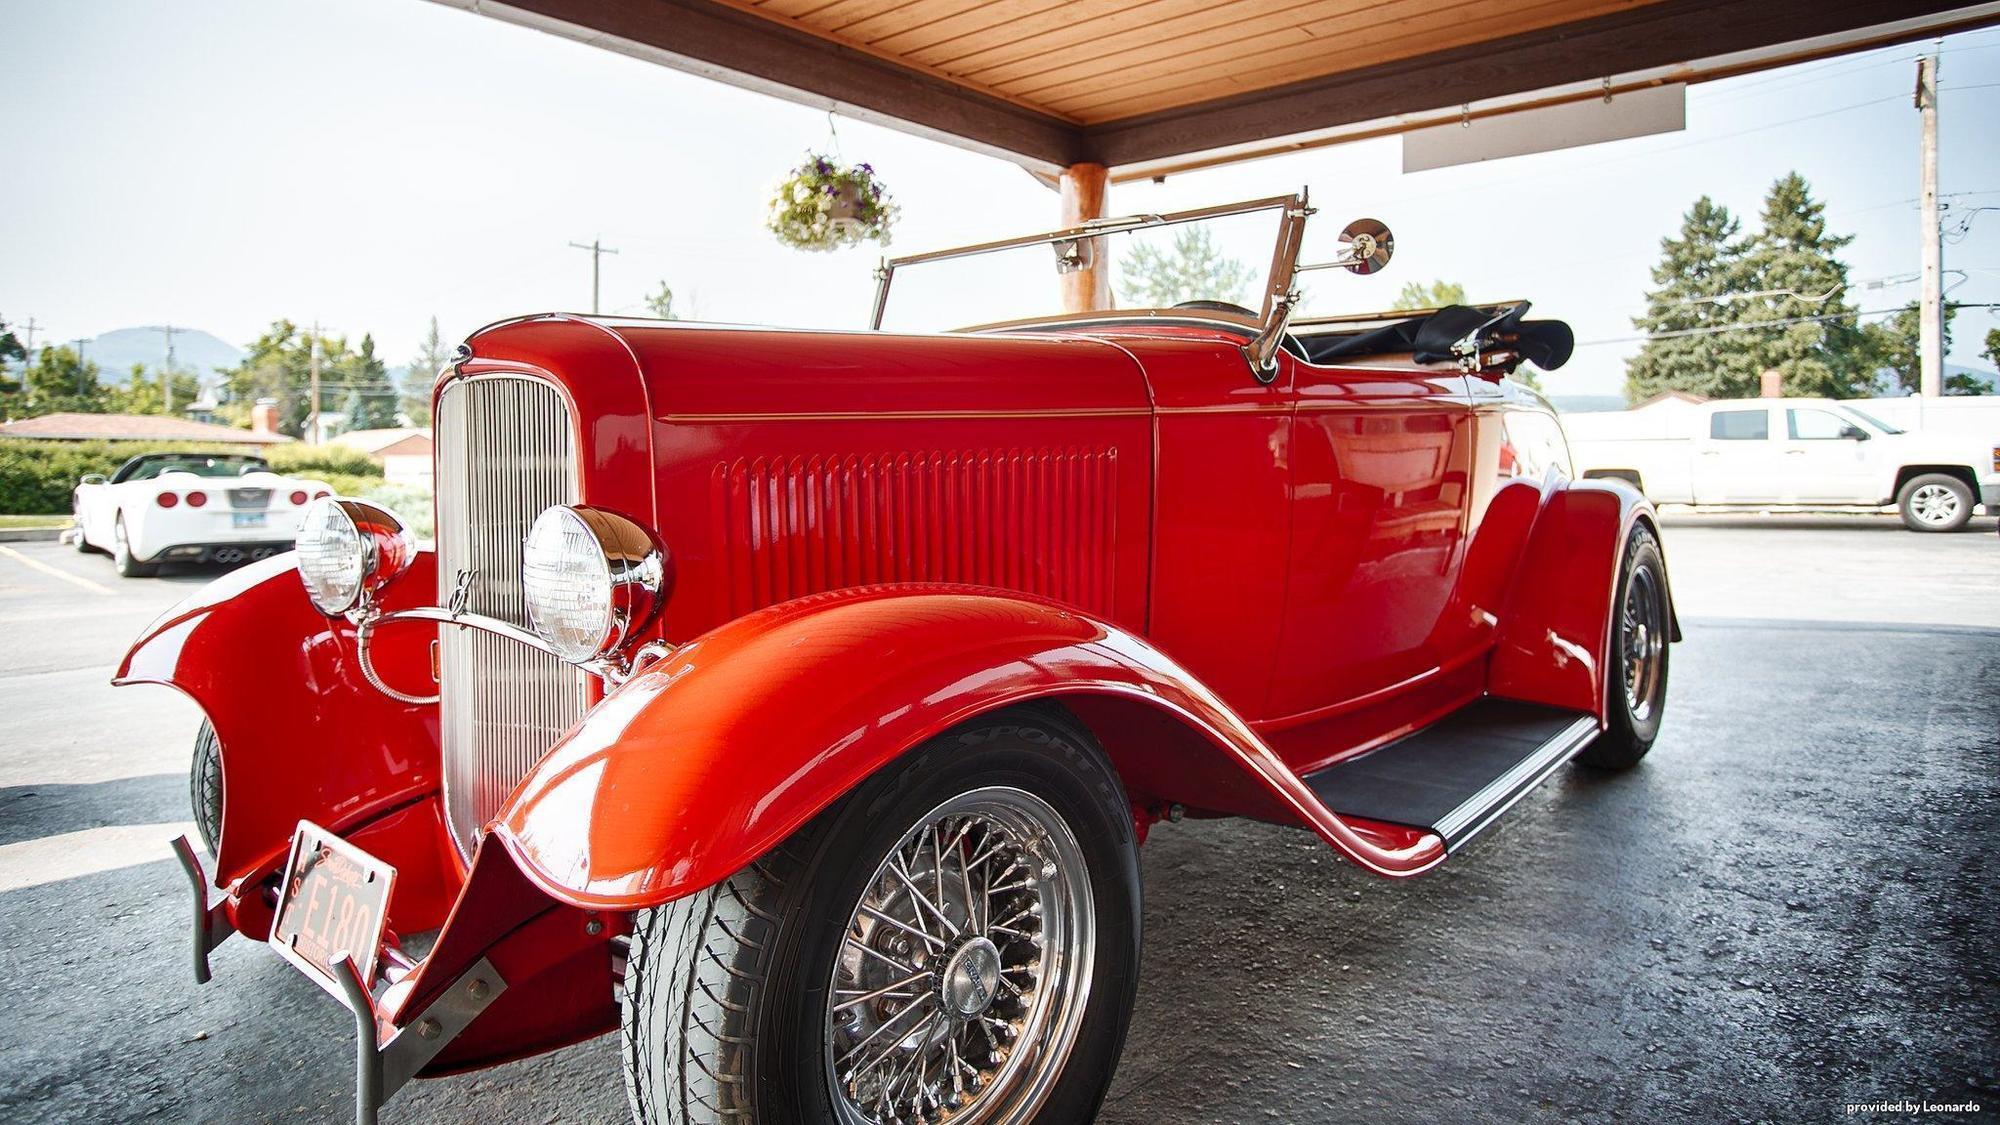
114,552 -> 447,904
495,586 -> 1446,910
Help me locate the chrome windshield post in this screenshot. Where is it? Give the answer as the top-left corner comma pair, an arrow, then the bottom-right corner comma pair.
1244,192 -> 1312,383
869,258 -> 892,330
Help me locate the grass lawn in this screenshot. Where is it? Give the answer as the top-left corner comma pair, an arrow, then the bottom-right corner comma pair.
0,515 -> 73,530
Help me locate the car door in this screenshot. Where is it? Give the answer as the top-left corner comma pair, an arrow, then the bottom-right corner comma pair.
1265,353 -> 1473,720
1692,406 -> 1783,503
1780,406 -> 1876,502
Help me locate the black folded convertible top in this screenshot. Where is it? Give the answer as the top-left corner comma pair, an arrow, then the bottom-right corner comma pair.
1297,302 -> 1574,371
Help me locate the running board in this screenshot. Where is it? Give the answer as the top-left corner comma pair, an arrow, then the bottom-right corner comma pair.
1302,699 -> 1599,851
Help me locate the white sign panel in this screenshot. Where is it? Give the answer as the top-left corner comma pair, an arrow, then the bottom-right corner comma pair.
1403,83 -> 1686,173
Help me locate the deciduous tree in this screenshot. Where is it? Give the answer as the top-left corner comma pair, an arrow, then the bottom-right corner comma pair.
1391,280 -> 1467,311
1117,227 -> 1257,309
0,345 -> 106,418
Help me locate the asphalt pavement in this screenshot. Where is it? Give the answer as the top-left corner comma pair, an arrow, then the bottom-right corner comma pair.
0,513 -> 1994,1123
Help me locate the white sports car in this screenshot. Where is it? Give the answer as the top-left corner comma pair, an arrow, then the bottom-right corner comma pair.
72,451 -> 332,577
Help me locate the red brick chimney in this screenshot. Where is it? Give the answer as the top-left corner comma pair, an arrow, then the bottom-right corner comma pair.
250,398 -> 280,436
1759,369 -> 1783,398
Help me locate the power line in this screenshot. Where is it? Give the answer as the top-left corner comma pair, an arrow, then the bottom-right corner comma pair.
1577,302 -> 2000,348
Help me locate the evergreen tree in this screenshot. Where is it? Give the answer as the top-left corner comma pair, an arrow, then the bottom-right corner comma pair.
1734,173 -> 1870,398
0,317 -> 24,397
1624,197 -> 1754,403
403,316 -> 447,426
1117,227 -> 1257,308
1983,327 -> 2000,376
1391,280 -> 1467,311
337,334 -> 400,431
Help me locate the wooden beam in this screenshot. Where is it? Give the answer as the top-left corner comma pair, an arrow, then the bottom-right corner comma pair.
1082,0 -> 1997,171
1059,164 -> 1112,313
429,0 -> 1086,173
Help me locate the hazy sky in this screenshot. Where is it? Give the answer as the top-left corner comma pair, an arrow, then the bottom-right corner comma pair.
3,0 -> 1998,398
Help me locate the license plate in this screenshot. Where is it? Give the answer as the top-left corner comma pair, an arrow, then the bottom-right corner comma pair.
270,821 -> 396,996
232,512 -> 267,528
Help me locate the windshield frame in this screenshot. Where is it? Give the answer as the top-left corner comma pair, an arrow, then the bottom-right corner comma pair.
868,193 -> 1305,332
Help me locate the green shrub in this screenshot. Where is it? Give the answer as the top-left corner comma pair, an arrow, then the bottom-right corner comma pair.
265,444 -> 383,479
0,440 -> 245,514
0,439 -> 398,515
356,481 -> 436,541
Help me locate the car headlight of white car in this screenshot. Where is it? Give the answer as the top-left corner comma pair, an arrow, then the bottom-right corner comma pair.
295,497 -> 416,615
521,505 -> 669,665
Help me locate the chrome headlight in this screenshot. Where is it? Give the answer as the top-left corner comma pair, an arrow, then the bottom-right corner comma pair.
521,506 -> 669,665
295,497 -> 415,615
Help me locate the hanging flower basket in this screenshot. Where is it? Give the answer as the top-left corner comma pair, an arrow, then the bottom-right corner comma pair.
766,153 -> 898,252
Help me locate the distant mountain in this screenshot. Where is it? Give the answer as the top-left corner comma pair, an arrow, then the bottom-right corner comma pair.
59,327 -> 244,385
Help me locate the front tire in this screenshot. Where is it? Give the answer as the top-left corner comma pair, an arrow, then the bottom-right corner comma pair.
1897,473 -> 1973,532
1578,524 -> 1670,770
113,515 -> 158,577
620,706 -> 1141,1125
190,721 -> 223,854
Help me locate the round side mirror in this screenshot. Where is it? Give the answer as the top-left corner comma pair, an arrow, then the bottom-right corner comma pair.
1337,218 -> 1395,275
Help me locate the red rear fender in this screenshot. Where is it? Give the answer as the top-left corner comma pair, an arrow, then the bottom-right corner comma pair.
1489,478 -> 1676,714
496,587 -> 1446,910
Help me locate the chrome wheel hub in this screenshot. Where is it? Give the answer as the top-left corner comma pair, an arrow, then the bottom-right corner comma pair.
941,937 -> 1004,1019
825,787 -> 1095,1125
1911,484 -> 1961,525
1622,566 -> 1666,722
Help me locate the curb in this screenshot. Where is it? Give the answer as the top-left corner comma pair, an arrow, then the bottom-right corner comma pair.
0,528 -> 66,543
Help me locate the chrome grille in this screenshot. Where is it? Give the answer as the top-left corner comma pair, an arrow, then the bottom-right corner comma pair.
435,374 -> 585,857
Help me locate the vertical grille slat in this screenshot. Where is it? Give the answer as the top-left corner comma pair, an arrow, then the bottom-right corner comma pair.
435,376 -> 584,857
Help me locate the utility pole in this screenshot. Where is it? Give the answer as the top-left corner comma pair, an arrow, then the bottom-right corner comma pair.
308,321 -> 322,444
16,317 -> 37,407
159,324 -> 178,414
1916,54 -> 1943,398
568,238 -> 619,315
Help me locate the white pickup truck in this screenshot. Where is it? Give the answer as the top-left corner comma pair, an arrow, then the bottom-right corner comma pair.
1567,397 -> 2000,532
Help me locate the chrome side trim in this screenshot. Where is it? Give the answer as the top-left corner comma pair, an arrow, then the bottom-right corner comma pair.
1435,716 -> 1600,848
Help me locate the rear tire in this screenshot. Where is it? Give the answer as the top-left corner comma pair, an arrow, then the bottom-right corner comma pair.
1896,473 -> 1973,532
1578,525 -> 1669,770
113,515 -> 158,578
190,721 -> 223,854
620,706 -> 1141,1125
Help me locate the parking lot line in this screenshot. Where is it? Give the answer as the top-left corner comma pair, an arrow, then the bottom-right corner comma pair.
0,821 -> 194,893
0,544 -> 117,596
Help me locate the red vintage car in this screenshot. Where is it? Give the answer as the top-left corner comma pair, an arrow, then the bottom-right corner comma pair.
120,194 -> 1674,1125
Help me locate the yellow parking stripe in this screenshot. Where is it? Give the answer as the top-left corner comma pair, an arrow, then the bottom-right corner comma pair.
0,544 -> 117,596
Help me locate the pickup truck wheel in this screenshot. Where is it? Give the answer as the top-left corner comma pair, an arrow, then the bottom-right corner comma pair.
113,515 -> 158,578
620,708 -> 1140,1125
189,721 -> 223,854
1578,525 -> 1669,770
1897,473 -> 1973,532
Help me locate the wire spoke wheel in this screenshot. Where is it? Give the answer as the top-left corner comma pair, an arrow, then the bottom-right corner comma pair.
825,787 -> 1094,1125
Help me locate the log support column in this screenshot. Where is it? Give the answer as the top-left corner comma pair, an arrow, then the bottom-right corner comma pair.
1059,163 -> 1111,313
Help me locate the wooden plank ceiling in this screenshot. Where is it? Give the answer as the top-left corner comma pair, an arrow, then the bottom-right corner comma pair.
436,0 -> 2000,178
726,0 -> 1660,125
